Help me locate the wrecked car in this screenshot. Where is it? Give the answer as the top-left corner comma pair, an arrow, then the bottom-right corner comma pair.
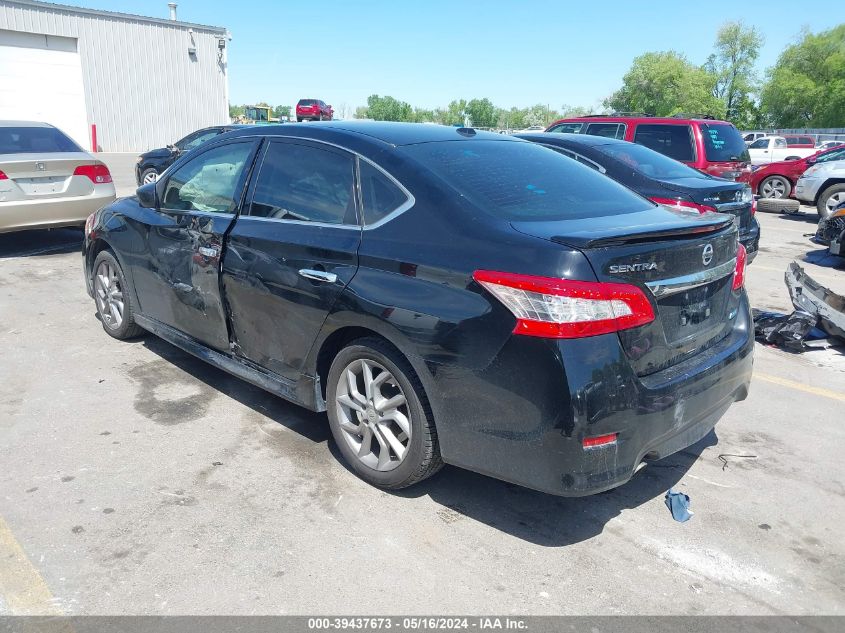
814,201 -> 845,258
82,123 -> 753,496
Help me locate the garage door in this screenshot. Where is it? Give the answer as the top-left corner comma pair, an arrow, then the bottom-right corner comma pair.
0,29 -> 88,150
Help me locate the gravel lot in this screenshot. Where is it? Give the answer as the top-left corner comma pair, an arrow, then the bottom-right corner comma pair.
0,172 -> 843,615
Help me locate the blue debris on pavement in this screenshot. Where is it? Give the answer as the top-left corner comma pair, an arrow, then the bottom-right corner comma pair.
665,488 -> 694,522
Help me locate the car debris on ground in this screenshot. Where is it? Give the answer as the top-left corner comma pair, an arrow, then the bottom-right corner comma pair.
752,262 -> 845,352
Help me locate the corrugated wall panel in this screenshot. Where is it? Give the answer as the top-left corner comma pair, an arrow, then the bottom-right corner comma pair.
0,0 -> 229,151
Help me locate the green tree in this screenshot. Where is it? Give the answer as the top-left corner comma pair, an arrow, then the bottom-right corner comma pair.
412,108 -> 436,123
560,104 -> 595,117
362,94 -> 414,121
761,25 -> 845,127
704,21 -> 764,124
354,105 -> 370,119
273,104 -> 291,119
465,98 -> 496,128
442,99 -> 468,126
228,104 -> 244,119
606,51 -> 725,118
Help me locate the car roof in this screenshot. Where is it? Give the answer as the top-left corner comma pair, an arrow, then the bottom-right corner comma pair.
0,120 -> 55,128
551,115 -> 731,125
516,132 -> 629,147
226,121 -> 519,147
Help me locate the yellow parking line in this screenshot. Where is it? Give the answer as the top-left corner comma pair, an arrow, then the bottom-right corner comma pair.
0,515 -> 61,615
755,372 -> 845,402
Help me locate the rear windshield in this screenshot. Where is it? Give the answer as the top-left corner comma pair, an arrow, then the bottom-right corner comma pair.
402,140 -> 653,222
595,142 -> 708,181
298,99 -> 317,106
0,126 -> 81,154
699,123 -> 750,162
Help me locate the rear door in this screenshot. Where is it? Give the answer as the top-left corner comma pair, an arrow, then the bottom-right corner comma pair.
223,138 -> 361,381
135,138 -> 260,351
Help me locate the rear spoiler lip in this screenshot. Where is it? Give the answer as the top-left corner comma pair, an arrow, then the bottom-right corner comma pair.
547,218 -> 736,249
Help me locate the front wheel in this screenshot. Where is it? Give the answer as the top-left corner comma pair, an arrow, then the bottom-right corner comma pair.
91,250 -> 145,340
759,175 -> 791,199
817,184 -> 845,219
326,338 -> 443,489
140,167 -> 158,185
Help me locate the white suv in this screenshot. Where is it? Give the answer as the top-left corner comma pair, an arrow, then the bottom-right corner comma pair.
795,159 -> 845,218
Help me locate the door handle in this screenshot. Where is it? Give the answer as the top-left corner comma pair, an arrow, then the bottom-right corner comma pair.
299,269 -> 337,283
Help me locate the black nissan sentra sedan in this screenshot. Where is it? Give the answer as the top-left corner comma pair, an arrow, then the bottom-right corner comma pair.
517,133 -> 761,262
82,122 -> 753,496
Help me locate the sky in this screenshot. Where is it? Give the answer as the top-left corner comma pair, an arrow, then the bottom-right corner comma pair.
59,0 -> 843,115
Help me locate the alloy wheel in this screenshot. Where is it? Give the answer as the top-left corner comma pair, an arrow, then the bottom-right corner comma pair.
95,260 -> 124,329
143,171 -> 158,184
761,178 -> 787,198
335,358 -> 411,472
826,192 -> 845,214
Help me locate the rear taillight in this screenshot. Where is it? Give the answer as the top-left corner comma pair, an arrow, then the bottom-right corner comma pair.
650,196 -> 717,214
0,170 -> 7,180
583,433 -> 618,449
73,164 -> 112,184
84,212 -> 96,238
473,270 -> 655,339
732,243 -> 747,291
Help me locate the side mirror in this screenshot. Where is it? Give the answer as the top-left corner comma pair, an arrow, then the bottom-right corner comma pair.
136,182 -> 158,208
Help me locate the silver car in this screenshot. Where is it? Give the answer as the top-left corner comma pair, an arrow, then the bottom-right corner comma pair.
795,158 -> 845,219
0,121 -> 116,233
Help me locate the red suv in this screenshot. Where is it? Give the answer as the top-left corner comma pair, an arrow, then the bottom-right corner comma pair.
296,99 -> 333,122
545,115 -> 751,179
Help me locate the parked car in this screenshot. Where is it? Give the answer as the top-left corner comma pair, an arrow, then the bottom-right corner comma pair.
747,136 -> 816,166
783,135 -> 816,148
545,115 -> 751,179
81,122 -> 753,496
135,125 -> 247,185
517,133 -> 760,261
515,125 -> 546,134
742,131 -> 768,145
816,140 -> 845,151
296,99 -> 333,122
0,121 -> 115,234
795,158 -> 845,218
739,144 -> 845,199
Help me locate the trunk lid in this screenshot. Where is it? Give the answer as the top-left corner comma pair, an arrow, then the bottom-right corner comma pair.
0,152 -> 100,201
659,178 -> 754,233
512,206 -> 742,376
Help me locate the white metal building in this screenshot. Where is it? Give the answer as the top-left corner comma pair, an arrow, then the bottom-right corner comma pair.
0,0 -> 230,152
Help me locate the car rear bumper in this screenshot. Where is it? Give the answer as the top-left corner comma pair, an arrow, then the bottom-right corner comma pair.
432,293 -> 754,496
740,217 -> 761,263
795,178 -> 820,203
0,188 -> 116,234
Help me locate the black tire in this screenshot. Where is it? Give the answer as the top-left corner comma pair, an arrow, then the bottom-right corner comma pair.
91,250 -> 145,340
817,183 -> 845,220
756,197 -> 800,214
318,114 -> 323,121
296,117 -> 303,122
785,155 -> 801,161
326,337 -> 443,489
139,167 -> 158,185
758,175 -> 792,199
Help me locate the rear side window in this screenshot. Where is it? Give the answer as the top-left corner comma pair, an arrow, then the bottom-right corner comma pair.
249,142 -> 356,225
633,124 -> 694,162
402,140 -> 652,222
359,161 -> 409,226
547,122 -> 583,134
0,126 -> 81,154
749,138 -> 769,149
585,123 -> 626,139
595,142 -> 709,180
699,123 -> 750,162
162,142 -> 253,213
